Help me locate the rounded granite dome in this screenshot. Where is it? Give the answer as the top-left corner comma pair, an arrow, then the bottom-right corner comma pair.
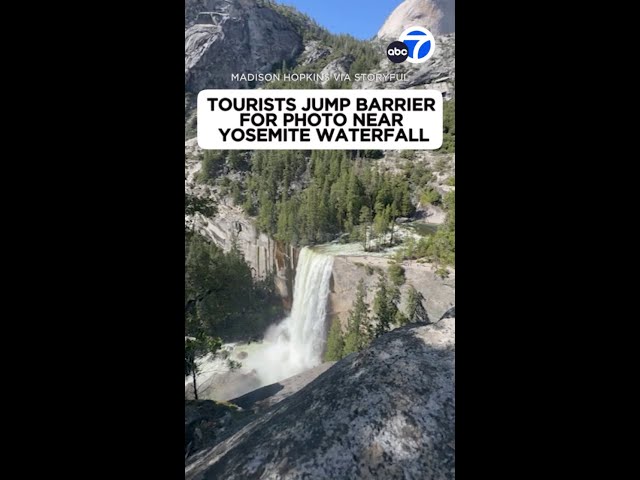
377,0 -> 455,39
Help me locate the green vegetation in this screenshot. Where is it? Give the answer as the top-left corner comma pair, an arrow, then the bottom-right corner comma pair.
364,264 -> 383,276
438,99 -> 455,153
185,178 -> 284,396
400,150 -> 415,160
185,334 -> 222,400
395,310 -> 409,326
258,2 -> 378,90
185,231 -> 283,342
403,161 -> 434,191
324,319 -> 345,361
324,275 -> 432,360
231,181 -> 243,206
197,150 -> 226,183
420,186 -> 441,206
185,193 -> 216,218
406,286 -> 429,323
388,263 -> 406,286
239,150 -> 413,248
191,144 -> 455,275
343,279 -> 369,356
369,275 -> 400,340
395,192 -> 455,270
428,190 -> 455,269
362,150 -> 384,160
434,157 -> 449,173
324,279 -> 370,361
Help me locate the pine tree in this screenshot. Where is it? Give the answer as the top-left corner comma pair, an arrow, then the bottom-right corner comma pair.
389,203 -> 399,246
324,319 -> 345,361
304,183 -> 320,243
319,178 -> 332,239
346,168 -> 363,228
373,203 -> 389,250
239,149 -> 424,249
344,279 -> 369,355
185,334 -> 222,399
257,190 -> 276,235
369,275 -> 402,340
228,150 -> 242,170
198,150 -> 226,183
231,181 -> 243,206
359,206 -> 372,251
406,285 -> 429,323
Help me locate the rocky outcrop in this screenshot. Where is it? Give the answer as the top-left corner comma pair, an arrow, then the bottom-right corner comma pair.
185,0 -> 304,92
185,145 -> 298,304
185,319 -> 455,479
185,400 -> 249,459
377,0 -> 455,39
299,40 -> 331,66
329,254 -> 455,329
192,203 -> 298,303
230,361 -> 336,412
185,0 -> 225,29
320,55 -> 354,85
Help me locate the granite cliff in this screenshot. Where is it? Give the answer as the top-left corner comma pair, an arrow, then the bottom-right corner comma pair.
185,0 -> 303,93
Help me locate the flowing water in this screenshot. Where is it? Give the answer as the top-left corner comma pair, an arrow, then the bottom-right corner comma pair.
187,246 -> 335,399
242,247 -> 335,385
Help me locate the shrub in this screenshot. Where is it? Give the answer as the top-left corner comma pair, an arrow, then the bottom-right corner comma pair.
400,150 -> 415,160
420,187 -> 441,206
388,263 -> 405,286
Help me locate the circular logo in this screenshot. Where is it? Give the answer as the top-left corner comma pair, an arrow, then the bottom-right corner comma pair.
398,26 -> 436,64
386,41 -> 409,63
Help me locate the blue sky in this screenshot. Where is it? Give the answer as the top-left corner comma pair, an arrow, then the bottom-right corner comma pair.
280,0 -> 404,40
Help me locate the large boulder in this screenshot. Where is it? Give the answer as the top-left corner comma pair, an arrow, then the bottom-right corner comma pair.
185,319 -> 455,479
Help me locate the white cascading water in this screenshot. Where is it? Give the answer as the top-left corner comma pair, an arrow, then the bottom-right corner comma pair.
243,247 -> 334,385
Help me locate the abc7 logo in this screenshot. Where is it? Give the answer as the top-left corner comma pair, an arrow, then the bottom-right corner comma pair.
387,26 -> 435,64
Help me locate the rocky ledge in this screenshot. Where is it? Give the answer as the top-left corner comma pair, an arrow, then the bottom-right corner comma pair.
185,318 -> 455,479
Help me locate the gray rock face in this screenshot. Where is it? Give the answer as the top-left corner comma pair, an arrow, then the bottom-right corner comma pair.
377,0 -> 455,39
192,203 -> 298,304
185,0 -> 303,92
185,0 -> 215,29
231,361 -> 336,412
319,55 -> 354,85
185,147 -> 299,305
299,40 -> 331,66
185,319 -> 455,479
185,400 -> 240,458
329,255 -> 455,330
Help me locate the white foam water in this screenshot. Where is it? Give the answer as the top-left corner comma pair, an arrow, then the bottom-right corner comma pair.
242,247 -> 334,385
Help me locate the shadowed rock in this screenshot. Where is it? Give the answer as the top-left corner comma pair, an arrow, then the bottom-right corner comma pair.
230,361 -> 336,412
185,319 -> 455,479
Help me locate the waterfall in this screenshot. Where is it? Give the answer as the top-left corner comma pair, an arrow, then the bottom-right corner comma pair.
244,247 -> 334,385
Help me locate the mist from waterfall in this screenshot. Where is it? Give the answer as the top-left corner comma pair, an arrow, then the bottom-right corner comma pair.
243,247 -> 334,385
